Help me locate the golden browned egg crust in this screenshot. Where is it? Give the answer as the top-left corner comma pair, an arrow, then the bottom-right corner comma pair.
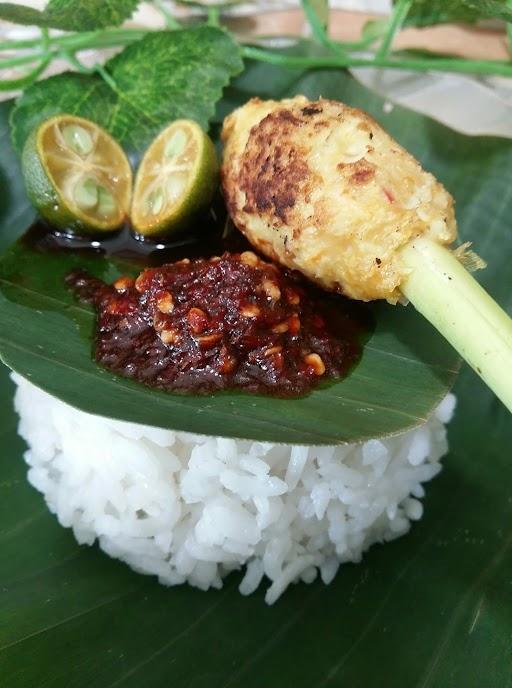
221,96 -> 457,303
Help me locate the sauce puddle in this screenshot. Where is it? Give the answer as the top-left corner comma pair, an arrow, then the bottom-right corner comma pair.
24,216 -> 372,398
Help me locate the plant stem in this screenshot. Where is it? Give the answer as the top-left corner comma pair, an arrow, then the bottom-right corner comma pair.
400,237 -> 512,413
376,0 -> 412,59
2,19 -> 512,90
241,45 -> 512,78
0,54 -> 51,91
207,6 -> 221,27
0,36 -> 46,51
301,0 -> 346,57
0,51 -> 48,70
0,27 -> 147,55
507,0 -> 512,54
59,28 -> 147,49
95,66 -> 116,91
61,50 -> 94,73
309,0 -> 329,31
0,27 -> 148,81
153,0 -> 182,30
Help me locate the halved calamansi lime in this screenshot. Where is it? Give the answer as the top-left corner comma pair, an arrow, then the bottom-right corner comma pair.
22,115 -> 132,235
131,120 -> 218,238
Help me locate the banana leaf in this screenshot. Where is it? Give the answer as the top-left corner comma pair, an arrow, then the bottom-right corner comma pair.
1,59 -> 511,685
0,64 -> 468,444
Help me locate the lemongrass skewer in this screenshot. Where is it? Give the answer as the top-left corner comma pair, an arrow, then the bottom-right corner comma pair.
400,237 -> 512,412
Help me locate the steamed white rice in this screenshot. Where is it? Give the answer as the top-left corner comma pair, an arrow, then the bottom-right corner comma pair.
12,373 -> 455,604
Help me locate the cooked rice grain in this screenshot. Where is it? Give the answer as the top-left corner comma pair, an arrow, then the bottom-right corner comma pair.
12,373 -> 455,604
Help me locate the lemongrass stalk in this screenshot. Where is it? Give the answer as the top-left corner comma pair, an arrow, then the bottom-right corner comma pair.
400,237 -> 512,412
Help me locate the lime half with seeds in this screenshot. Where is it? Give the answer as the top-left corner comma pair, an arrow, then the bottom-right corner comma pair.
131,119 -> 218,238
22,115 -> 132,235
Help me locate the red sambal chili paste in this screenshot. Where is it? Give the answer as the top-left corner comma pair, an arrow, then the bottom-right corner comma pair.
67,251 -> 363,396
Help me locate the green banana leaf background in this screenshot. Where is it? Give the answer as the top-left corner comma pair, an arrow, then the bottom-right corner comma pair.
1,57 -> 511,686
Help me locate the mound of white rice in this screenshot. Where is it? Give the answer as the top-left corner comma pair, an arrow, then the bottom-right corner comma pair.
12,373 -> 455,604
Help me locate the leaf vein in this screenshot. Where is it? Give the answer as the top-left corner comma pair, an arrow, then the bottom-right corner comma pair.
0,584 -> 143,655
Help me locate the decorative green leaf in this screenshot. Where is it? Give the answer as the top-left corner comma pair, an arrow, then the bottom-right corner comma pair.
0,101 -> 35,253
1,52 -> 512,686
10,27 -> 244,154
399,0 -> 512,27
0,0 -> 140,30
0,3 -> 44,26
10,73 -> 112,154
465,0 -> 512,21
